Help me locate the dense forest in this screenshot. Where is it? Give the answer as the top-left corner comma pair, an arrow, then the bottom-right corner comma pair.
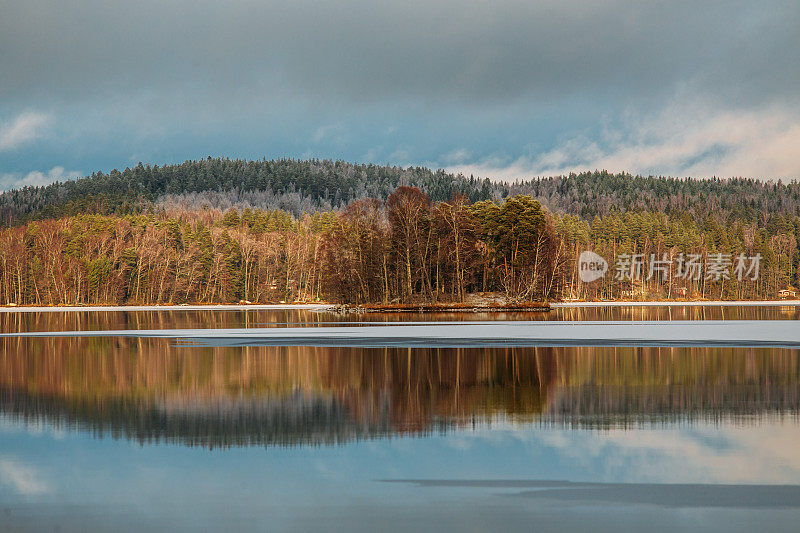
0,158 -> 798,304
0,180 -> 797,305
2,158 -> 800,225
0,158 -> 494,225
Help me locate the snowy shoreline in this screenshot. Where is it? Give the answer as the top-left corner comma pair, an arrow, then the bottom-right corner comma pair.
0,304 -> 335,313
1,300 -> 799,313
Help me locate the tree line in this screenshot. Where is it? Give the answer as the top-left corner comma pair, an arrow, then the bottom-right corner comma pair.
0,185 -> 796,305
2,158 -> 800,227
0,158 -> 494,225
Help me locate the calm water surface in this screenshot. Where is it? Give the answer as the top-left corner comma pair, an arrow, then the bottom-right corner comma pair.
1,303 -> 799,333
1,306 -> 799,531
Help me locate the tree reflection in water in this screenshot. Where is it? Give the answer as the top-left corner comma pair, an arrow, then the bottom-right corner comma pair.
2,334 -> 798,447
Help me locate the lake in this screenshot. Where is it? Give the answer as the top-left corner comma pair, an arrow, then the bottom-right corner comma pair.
1,306 -> 800,531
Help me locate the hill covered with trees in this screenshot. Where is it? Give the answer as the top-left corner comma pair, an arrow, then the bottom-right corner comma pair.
1,157 -> 799,226
0,158 -> 494,226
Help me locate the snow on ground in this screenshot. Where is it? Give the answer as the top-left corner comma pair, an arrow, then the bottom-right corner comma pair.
2,320 -> 799,348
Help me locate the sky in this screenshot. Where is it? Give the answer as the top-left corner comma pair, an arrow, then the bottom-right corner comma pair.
1,0 -> 798,190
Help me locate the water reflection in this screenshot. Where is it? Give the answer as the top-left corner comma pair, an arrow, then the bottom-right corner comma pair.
2,336 -> 798,447
386,480 -> 800,509
0,304 -> 797,334
552,304 -> 800,321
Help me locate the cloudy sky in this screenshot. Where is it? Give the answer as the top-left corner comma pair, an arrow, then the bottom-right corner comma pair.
1,0 -> 798,189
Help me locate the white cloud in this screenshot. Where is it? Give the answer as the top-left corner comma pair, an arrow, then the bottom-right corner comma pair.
0,166 -> 82,191
442,148 -> 471,165
0,111 -> 51,151
312,123 -> 344,144
387,148 -> 411,164
360,147 -> 382,163
447,100 -> 800,181
0,457 -> 49,496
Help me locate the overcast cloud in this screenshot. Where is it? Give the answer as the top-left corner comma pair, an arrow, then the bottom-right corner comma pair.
1,0 -> 798,187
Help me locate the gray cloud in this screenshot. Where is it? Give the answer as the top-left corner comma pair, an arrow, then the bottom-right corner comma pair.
1,0 -> 797,108
448,97 -> 800,180
0,0 -> 798,180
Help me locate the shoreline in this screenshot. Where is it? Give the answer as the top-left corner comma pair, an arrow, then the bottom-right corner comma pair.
0,300 -> 798,313
551,300 -> 800,308
0,303 -> 335,313
346,303 -> 550,313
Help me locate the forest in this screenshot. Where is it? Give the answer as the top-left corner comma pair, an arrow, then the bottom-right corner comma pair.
2,158 -> 800,226
0,178 -> 797,305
